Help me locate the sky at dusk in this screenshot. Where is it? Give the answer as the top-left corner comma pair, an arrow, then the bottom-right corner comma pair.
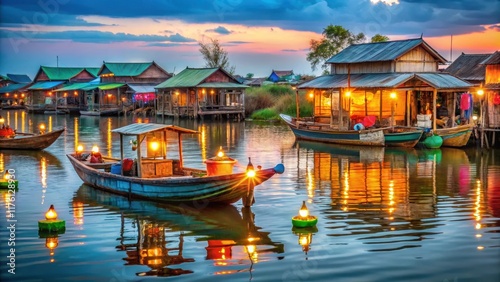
0,0 -> 499,78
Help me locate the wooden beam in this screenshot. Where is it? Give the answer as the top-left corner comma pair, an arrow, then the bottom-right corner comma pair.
432,89 -> 437,131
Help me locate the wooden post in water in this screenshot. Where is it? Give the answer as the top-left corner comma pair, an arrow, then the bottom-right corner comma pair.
243,157 -> 255,207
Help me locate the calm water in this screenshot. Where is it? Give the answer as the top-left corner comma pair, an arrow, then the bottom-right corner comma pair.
0,110 -> 499,282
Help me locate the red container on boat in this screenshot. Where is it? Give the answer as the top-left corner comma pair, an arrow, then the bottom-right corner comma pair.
205,159 -> 237,176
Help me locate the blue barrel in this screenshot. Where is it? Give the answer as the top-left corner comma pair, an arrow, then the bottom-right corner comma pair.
110,163 -> 121,174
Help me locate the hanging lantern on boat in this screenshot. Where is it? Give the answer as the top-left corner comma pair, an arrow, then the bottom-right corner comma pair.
39,123 -> 46,134
76,144 -> 83,157
292,201 -> 318,228
246,157 -> 255,178
38,204 -> 66,232
91,145 -> 99,154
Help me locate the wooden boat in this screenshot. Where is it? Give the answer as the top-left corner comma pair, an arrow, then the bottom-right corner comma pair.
383,126 -> 424,148
280,114 -> 385,146
0,127 -> 65,150
433,124 -> 473,147
67,123 -> 284,206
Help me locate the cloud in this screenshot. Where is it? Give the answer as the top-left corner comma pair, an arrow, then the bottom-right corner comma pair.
206,26 -> 231,34
0,29 -> 196,44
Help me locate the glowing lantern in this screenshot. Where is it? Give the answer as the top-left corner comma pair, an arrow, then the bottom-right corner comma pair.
477,89 -> 484,96
38,204 -> 66,232
39,123 -> 46,134
292,201 -> 318,228
390,92 -> 397,99
92,145 -> 99,154
76,145 -> 83,157
45,204 -> 58,220
246,157 -> 255,178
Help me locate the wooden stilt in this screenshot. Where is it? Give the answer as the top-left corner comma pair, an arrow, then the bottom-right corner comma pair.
242,179 -> 255,207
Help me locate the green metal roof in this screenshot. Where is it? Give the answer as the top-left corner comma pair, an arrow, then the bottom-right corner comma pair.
156,68 -> 220,88
326,38 -> 447,64
28,81 -> 65,90
81,83 -> 125,91
86,68 -> 101,77
54,83 -> 92,92
197,82 -> 248,88
99,62 -> 153,76
40,66 -> 98,80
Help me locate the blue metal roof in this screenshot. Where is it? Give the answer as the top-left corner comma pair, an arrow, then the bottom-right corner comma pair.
326,38 -> 447,64
0,83 -> 29,94
27,81 -> 65,90
415,73 -> 472,89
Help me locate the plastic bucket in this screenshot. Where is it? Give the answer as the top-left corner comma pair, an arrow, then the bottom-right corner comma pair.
110,163 -> 121,174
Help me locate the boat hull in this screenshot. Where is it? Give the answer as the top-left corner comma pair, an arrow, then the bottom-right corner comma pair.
67,154 -> 280,205
384,127 -> 424,148
434,124 -> 473,147
280,114 -> 385,146
0,128 -> 65,150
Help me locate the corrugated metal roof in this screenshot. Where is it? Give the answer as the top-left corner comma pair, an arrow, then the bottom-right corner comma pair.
127,84 -> 157,93
111,123 -> 198,135
415,73 -> 472,89
28,81 -> 65,90
445,53 -> 490,81
0,83 -> 29,93
6,74 -> 31,83
197,82 -> 248,88
156,68 -> 219,88
482,51 -> 500,65
298,73 -> 414,89
80,83 -> 125,91
298,73 -> 472,90
54,82 -> 92,92
40,66 -> 97,80
99,62 -> 152,76
326,38 -> 447,64
86,68 -> 101,77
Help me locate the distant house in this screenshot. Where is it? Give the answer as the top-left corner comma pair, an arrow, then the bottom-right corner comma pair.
27,66 -> 99,113
0,74 -> 32,107
245,77 -> 267,87
299,38 -> 472,129
156,67 -> 248,119
268,70 -> 295,83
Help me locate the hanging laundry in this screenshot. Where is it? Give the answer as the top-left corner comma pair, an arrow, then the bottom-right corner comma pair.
464,93 -> 473,120
460,92 -> 470,110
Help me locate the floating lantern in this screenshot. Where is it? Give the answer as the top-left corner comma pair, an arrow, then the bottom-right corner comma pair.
0,170 -> 18,189
39,123 -> 46,134
38,204 -> 66,232
204,146 -> 237,176
292,201 -> 318,228
292,226 -> 318,257
76,144 -> 83,158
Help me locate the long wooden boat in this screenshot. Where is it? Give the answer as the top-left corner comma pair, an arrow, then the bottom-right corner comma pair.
383,126 -> 424,148
433,124 -> 473,147
0,127 -> 64,150
280,114 -> 385,146
67,123 -> 284,206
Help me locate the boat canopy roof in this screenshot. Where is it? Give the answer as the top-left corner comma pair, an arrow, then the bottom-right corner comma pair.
111,123 -> 198,136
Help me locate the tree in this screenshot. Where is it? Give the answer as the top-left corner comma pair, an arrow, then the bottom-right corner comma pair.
246,73 -> 254,79
371,34 -> 390,42
198,38 -> 235,74
306,25 -> 366,72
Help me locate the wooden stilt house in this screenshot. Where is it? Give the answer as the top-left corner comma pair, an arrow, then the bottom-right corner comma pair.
155,67 -> 248,120
297,38 -> 473,146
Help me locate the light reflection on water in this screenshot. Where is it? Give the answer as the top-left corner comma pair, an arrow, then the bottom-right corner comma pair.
0,111 -> 499,282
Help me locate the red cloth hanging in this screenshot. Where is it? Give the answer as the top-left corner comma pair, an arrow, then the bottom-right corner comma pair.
460,93 -> 470,110
493,94 -> 500,105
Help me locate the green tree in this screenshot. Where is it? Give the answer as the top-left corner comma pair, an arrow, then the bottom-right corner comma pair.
246,73 -> 254,79
199,38 -> 235,74
371,34 -> 390,42
306,25 -> 366,72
